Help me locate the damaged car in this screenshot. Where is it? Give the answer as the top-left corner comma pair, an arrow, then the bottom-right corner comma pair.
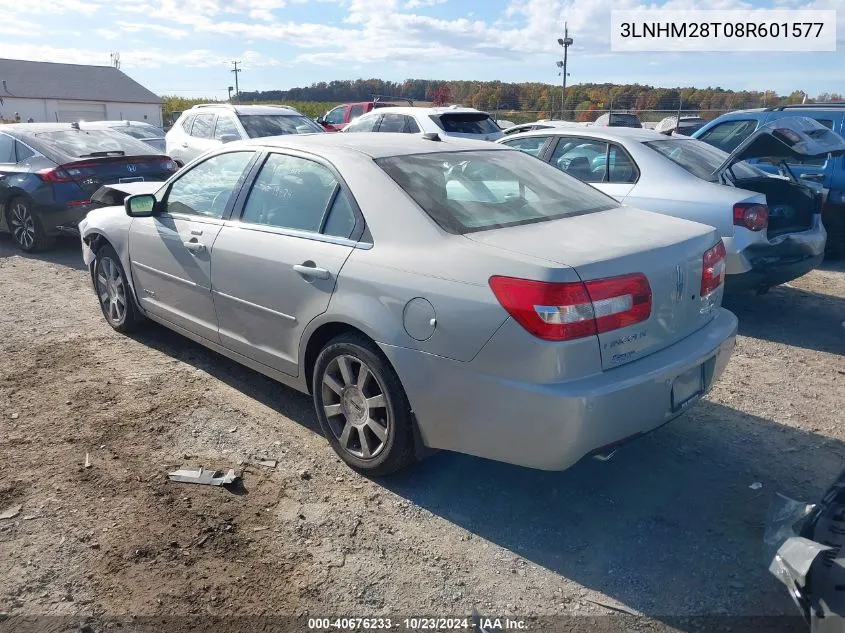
499,116 -> 845,294
766,469 -> 845,631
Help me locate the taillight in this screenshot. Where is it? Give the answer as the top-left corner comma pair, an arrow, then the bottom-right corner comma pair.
733,203 -> 768,231
489,273 -> 652,342
37,167 -> 74,182
700,241 -> 727,297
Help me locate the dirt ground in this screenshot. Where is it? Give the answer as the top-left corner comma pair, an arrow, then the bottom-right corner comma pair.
0,235 -> 843,632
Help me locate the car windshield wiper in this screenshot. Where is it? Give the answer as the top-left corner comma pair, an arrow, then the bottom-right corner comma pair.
79,150 -> 126,157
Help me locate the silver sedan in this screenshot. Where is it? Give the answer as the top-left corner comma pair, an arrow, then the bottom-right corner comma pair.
499,117 -> 842,294
79,133 -> 737,475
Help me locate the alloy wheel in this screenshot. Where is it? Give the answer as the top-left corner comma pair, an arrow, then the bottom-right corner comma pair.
97,256 -> 127,326
9,202 -> 36,249
321,355 -> 390,459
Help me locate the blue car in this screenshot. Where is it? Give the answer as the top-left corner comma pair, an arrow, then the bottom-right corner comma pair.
693,104 -> 845,255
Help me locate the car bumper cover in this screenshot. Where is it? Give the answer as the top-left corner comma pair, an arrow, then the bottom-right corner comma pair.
380,307 -> 738,471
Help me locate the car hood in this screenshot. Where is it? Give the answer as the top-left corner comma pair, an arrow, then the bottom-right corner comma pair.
715,116 -> 845,178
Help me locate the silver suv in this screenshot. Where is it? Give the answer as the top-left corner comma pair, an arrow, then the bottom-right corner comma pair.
165,104 -> 323,165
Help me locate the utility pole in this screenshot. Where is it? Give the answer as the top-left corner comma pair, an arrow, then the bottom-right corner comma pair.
557,24 -> 573,120
230,61 -> 241,102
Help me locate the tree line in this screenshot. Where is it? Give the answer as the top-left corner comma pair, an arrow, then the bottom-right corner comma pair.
236,79 -> 842,119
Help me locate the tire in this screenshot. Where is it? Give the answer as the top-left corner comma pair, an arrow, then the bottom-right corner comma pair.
5,197 -> 53,252
312,334 -> 416,476
94,243 -> 145,333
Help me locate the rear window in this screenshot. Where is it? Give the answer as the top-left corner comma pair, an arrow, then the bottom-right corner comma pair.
31,129 -> 158,158
376,149 -> 618,234
430,113 -> 500,135
119,124 -> 165,140
608,114 -> 642,128
238,114 -> 323,138
644,138 -> 760,181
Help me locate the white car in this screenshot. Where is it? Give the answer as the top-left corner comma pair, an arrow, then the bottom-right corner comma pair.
165,104 -> 323,166
499,118 -> 843,293
342,106 -> 503,141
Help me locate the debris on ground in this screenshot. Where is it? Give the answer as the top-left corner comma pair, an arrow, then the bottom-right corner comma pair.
228,426 -> 238,433
167,466 -> 239,486
750,482 -> 763,490
0,504 -> 22,520
84,453 -> 91,468
299,469 -> 311,480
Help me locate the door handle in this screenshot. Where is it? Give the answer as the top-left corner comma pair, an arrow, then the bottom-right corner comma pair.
293,264 -> 330,280
183,240 -> 206,253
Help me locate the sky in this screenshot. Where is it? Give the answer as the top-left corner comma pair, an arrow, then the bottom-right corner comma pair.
0,0 -> 840,99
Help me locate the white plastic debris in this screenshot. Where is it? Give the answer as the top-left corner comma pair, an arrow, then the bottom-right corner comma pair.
168,466 -> 238,486
84,453 -> 92,468
750,482 -> 763,490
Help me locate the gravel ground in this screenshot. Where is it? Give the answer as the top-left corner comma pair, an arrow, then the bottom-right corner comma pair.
0,235 -> 843,631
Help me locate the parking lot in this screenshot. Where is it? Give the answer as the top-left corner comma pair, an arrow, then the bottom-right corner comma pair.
0,234 -> 843,628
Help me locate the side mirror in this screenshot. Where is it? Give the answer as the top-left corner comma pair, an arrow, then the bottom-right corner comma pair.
315,116 -> 326,125
219,134 -> 239,144
125,193 -> 157,218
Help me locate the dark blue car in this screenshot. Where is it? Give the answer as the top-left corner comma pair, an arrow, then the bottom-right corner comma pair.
0,123 -> 177,252
694,104 -> 845,256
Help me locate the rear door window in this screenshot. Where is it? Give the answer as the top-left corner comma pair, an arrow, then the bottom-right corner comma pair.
697,119 -> 758,153
549,137 -> 608,182
190,114 -> 215,139
325,107 -> 345,125
378,114 -> 419,133
348,104 -> 365,121
606,144 -> 639,183
240,153 -> 339,233
344,115 -> 380,133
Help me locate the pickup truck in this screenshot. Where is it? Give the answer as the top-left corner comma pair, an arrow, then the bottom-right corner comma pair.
317,99 -> 408,131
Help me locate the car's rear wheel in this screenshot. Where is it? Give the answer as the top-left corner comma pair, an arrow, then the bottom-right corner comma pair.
6,197 -> 52,252
313,334 -> 415,476
94,244 -> 144,333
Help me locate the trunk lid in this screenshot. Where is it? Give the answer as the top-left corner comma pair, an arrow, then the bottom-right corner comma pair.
467,206 -> 723,370
60,156 -> 177,196
714,116 -> 845,180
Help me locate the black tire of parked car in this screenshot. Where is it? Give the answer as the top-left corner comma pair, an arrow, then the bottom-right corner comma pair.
6,197 -> 53,253
94,243 -> 146,333
312,333 -> 416,476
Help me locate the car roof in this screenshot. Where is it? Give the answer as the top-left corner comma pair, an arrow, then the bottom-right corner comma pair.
355,106 -> 489,117
237,131 -> 511,159
83,120 -> 158,126
502,126 -> 668,143
187,104 -> 302,116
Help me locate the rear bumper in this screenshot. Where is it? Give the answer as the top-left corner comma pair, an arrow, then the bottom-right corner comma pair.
381,308 -> 738,471
34,203 -> 94,236
727,218 -> 826,292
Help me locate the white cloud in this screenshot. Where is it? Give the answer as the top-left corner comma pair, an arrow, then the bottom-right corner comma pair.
0,15 -> 40,36
2,0 -> 103,14
115,20 -> 190,39
405,0 -> 447,8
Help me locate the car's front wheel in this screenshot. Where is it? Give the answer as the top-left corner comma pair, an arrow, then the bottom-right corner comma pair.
6,197 -> 52,252
94,244 -> 144,333
313,334 -> 416,476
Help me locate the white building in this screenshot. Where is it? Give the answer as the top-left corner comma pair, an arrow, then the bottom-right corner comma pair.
0,58 -> 162,126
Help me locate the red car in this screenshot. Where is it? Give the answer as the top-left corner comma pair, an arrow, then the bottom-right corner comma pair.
317,98 -> 411,131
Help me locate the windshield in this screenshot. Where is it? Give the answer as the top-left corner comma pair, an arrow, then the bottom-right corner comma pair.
431,113 -> 500,135
644,138 -> 761,181
376,149 -> 618,234
238,114 -> 323,138
32,129 -> 159,158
